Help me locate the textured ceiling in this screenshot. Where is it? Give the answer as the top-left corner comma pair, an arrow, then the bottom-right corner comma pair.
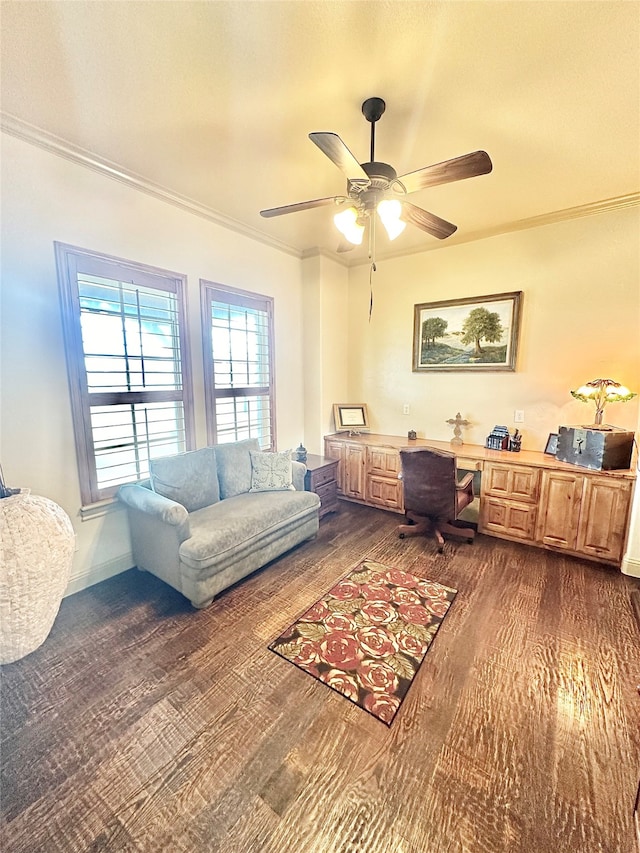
1,1 -> 639,262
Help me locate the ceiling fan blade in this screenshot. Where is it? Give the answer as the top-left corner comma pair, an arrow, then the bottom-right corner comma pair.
395,151 -> 492,195
260,196 -> 347,218
401,202 -> 457,240
309,132 -> 370,185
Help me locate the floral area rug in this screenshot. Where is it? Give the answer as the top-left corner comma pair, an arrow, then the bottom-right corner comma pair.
268,559 -> 457,725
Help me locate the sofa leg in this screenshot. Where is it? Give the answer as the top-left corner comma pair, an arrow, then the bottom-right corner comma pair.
192,597 -> 215,609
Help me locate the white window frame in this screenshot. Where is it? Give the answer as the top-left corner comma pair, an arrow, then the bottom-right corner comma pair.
56,242 -> 195,506
200,280 -> 276,450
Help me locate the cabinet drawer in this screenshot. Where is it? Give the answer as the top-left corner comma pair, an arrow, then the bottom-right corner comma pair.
315,481 -> 337,502
308,463 -> 338,488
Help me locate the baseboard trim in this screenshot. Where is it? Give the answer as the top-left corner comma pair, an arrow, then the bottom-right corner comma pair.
621,555 -> 640,578
64,553 -> 134,597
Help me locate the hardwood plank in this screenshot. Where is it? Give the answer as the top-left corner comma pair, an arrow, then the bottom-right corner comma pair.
2,503 -> 639,852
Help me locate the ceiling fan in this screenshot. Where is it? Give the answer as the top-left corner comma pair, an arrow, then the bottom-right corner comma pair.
260,97 -> 493,251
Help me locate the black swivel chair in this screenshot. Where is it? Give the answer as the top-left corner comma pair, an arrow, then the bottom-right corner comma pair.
398,447 -> 476,553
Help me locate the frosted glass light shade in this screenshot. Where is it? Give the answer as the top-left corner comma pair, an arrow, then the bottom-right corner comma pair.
334,207 -> 364,245
377,199 -> 406,240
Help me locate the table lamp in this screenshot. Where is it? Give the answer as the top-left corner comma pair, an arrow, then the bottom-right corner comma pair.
570,378 -> 636,429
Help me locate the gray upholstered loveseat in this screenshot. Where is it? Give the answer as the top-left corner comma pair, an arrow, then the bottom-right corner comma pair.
118,439 -> 320,608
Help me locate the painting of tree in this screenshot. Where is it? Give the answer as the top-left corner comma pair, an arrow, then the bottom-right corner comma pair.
421,316 -> 448,349
413,292 -> 522,371
460,307 -> 504,355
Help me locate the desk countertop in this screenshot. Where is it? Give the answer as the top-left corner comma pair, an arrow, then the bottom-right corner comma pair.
325,432 -> 636,479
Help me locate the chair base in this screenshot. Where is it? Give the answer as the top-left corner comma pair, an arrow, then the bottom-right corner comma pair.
398,512 -> 475,553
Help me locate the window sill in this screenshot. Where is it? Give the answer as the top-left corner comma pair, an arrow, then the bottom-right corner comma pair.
80,498 -> 123,521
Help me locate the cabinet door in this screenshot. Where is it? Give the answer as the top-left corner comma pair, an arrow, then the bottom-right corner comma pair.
366,446 -> 403,510
536,470 -> 583,550
576,477 -> 632,562
324,439 -> 346,493
480,497 -> 538,541
367,475 -> 404,511
344,444 -> 366,500
484,462 -> 540,502
368,446 -> 401,479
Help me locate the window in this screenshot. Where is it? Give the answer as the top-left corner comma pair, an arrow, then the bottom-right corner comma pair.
56,243 -> 195,505
201,281 -> 275,449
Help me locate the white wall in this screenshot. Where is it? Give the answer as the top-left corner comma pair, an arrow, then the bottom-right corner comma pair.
302,253 -> 350,454
346,207 -> 640,451
1,133 -> 305,594
2,131 -> 639,595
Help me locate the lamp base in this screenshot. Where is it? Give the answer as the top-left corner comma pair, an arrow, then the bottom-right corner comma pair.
581,423 -> 614,431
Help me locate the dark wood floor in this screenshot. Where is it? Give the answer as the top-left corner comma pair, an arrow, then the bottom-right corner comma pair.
2,502 -> 640,853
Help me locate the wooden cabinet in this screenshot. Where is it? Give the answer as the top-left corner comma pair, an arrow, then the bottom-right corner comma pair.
479,462 -> 540,542
325,439 -> 400,508
303,455 -> 339,520
324,432 -> 635,567
537,469 -> 632,563
366,445 -> 403,511
324,439 -> 366,501
535,471 -> 583,550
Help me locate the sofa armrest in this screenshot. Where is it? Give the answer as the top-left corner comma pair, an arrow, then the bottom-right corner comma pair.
291,460 -> 306,491
118,482 -> 189,527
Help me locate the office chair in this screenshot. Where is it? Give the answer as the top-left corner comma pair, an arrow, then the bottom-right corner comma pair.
398,447 -> 476,553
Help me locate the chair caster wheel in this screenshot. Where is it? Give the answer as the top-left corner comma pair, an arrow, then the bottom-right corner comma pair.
437,546 -> 444,554
467,538 -> 473,544
399,533 -> 405,539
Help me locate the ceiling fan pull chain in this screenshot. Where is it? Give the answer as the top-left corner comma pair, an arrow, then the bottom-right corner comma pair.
369,260 -> 376,322
368,214 -> 376,321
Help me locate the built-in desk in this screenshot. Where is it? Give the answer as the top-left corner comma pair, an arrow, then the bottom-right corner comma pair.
324,432 -> 636,567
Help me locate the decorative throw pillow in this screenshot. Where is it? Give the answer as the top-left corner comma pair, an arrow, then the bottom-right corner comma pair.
150,447 -> 219,512
249,450 -> 294,492
215,438 -> 261,498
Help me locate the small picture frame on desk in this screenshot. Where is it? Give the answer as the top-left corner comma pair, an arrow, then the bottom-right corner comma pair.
333,403 -> 370,433
544,433 -> 559,455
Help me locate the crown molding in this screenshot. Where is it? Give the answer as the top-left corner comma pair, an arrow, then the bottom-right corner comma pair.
301,246 -> 350,267
354,191 -> 640,266
1,112 -> 301,259
4,113 -> 637,269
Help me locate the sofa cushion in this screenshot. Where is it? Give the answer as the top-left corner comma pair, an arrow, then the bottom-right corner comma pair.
249,450 -> 294,492
179,490 -> 320,571
215,438 -> 260,499
150,447 -> 219,512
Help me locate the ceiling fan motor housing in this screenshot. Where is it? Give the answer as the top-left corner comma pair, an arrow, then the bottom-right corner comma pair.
350,161 -> 398,209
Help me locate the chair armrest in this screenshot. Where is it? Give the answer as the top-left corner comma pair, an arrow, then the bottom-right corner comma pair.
456,472 -> 475,497
291,460 -> 306,491
118,483 -> 189,527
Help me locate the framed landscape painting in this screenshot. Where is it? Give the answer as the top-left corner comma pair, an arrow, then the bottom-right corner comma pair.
413,291 -> 522,372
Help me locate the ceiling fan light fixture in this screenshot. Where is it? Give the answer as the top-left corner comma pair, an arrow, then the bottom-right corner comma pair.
377,199 -> 406,241
334,206 -> 365,245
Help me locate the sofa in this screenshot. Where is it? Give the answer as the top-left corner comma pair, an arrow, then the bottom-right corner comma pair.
118,439 -> 320,608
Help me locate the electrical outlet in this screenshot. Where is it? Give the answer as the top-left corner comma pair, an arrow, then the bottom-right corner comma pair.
403,403 -> 410,415
514,410 -> 525,423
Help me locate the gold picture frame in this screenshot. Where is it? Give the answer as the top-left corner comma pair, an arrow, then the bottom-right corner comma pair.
333,404 -> 370,433
413,291 -> 522,372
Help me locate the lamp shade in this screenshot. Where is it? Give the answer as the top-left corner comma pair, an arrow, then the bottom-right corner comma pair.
570,378 -> 636,426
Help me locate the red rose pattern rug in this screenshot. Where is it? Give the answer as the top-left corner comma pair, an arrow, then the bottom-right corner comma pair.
268,559 -> 457,725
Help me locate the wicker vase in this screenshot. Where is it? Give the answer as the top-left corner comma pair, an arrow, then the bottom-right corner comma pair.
0,493 -> 75,664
